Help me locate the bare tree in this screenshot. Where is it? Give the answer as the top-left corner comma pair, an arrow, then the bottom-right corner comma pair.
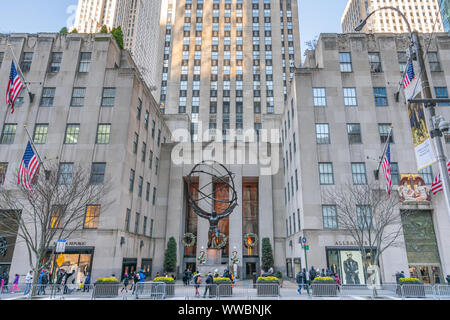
324,182 -> 411,285
0,163 -> 110,292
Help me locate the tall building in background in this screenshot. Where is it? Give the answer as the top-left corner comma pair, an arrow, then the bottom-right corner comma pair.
342,0 -> 444,33
74,0 -> 163,89
158,0 -> 301,141
439,0 -> 450,31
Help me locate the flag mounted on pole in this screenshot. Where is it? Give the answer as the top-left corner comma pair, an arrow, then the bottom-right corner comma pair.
381,142 -> 392,195
431,160 -> 450,195
18,142 -> 40,192
403,60 -> 415,89
6,61 -> 24,114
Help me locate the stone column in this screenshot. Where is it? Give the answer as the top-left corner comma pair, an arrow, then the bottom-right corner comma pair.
229,165 -> 243,279
196,171 -> 212,260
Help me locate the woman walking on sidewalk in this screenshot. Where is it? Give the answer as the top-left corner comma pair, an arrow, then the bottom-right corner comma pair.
121,272 -> 129,293
12,274 -> 19,293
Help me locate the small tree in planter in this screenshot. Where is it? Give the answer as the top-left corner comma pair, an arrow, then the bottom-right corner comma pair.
153,277 -> 175,297
261,238 -> 274,272
94,277 -> 120,298
164,237 -> 177,274
398,278 -> 425,298
311,277 -> 338,297
213,277 -> 233,297
256,276 -> 280,297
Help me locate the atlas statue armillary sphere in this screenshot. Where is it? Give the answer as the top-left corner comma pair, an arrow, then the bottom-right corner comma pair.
187,161 -> 238,249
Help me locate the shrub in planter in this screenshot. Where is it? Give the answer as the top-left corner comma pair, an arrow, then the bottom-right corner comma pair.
94,277 -> 120,298
213,278 -> 233,297
398,278 -> 425,298
311,277 -> 338,297
256,277 -> 280,296
153,277 -> 175,297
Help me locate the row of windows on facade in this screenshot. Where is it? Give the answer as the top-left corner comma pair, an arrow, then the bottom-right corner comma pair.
284,162 -> 433,205
0,123 -> 164,152
286,205 -> 374,236
49,203 -> 155,237
311,86 -> 449,108
338,51 -> 442,73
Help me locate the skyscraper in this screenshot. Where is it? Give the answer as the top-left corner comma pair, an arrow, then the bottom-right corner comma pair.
74,0 -> 163,89
342,0 -> 444,34
439,0 -> 450,32
158,0 -> 301,141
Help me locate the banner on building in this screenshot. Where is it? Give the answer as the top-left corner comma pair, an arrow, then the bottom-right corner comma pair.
407,102 -> 436,170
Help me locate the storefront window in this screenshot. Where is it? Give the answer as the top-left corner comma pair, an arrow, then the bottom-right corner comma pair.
326,248 -> 374,285
49,251 -> 93,285
242,180 -> 259,256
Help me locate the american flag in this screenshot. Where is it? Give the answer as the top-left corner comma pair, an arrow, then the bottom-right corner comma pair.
18,142 -> 40,192
403,60 -> 415,89
6,61 -> 24,114
431,161 -> 450,195
381,142 -> 392,195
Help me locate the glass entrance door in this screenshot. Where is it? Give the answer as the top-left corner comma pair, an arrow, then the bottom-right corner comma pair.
246,262 -> 256,280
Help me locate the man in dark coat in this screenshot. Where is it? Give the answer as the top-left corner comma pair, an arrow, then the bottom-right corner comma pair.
296,270 -> 304,294
309,266 -> 317,282
203,273 -> 214,298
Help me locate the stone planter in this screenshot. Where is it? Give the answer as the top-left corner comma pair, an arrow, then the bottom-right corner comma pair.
400,284 -> 426,298
93,284 -> 120,299
311,283 -> 338,297
256,283 -> 280,297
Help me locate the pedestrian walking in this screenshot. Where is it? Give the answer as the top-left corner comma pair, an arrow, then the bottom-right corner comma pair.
121,272 -> 129,293
132,271 -> 140,294
203,273 -> 214,298
38,270 -> 49,295
309,266 -> 317,281
193,273 -> 201,297
12,274 -> 19,293
23,271 -> 33,296
83,272 -> 91,292
295,270 -> 304,294
0,271 -> 7,293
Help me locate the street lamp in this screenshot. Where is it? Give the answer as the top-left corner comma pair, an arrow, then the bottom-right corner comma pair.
356,7 -> 450,221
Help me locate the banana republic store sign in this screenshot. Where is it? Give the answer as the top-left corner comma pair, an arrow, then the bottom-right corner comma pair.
335,241 -> 369,246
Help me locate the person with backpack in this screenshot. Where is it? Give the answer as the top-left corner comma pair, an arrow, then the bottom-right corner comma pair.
296,270 -> 304,294
121,272 -> 129,293
193,273 -> 201,297
203,273 -> 214,298
132,271 -> 140,294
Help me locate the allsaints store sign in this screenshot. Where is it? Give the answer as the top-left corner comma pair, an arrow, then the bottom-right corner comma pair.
335,241 -> 369,246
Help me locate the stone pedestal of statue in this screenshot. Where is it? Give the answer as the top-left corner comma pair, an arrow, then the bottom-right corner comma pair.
197,248 -> 228,276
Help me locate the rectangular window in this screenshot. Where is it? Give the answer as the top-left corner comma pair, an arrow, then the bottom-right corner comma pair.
313,88 -> 327,106
319,163 -> 334,185
79,52 -> 91,73
428,52 -> 441,71
84,205 -> 100,229
142,142 -> 146,162
0,52 -> 3,69
316,124 -> 330,144
357,206 -> 372,230
64,124 -> 80,144
21,52 -> 33,73
343,87 -> 357,106
50,206 -> 62,229
40,88 -> 56,106
71,88 -> 86,107
398,52 -> 408,73
135,213 -> 140,234
101,88 -> 115,106
58,163 -> 73,185
352,163 -> 367,185
125,209 -> 131,232
155,158 -> 159,175
435,87 -> 450,106
144,111 -> 149,129
149,151 -> 153,169
137,99 -> 142,120
0,163 -> 8,185
96,124 -> 111,144
1,124 -> 17,144
157,130 -> 161,147
143,216 -> 148,236
152,121 -> 156,138
33,124 -> 48,144
152,187 -> 157,205
146,182 -> 151,201
391,163 -> 400,185
90,163 -> 106,185
133,133 -> 139,154
347,123 -> 362,144
129,169 -> 135,192
138,176 -> 143,197
322,205 -> 338,229
368,52 -> 382,72
49,52 -> 62,73
419,166 -> 433,185
374,87 -> 388,106
150,219 -> 154,237
378,124 -> 394,143
339,52 -> 352,72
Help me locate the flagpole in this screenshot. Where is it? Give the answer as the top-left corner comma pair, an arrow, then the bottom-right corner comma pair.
374,126 -> 394,180
7,44 -> 34,102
